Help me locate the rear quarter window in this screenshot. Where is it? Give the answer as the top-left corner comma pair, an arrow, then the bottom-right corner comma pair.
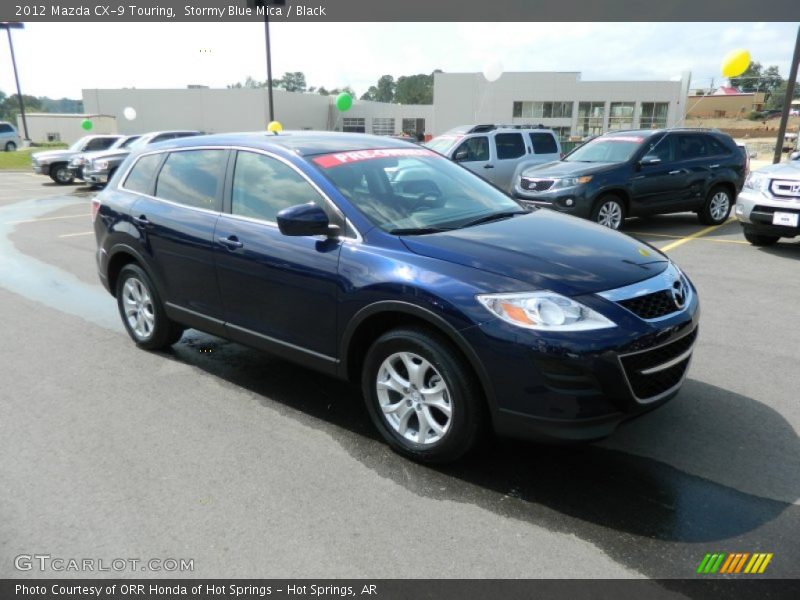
706,136 -> 733,156
529,132 -> 559,155
122,153 -> 164,194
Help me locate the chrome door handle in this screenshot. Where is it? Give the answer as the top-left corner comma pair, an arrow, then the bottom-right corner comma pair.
710,164 -> 720,168
217,235 -> 243,250
669,170 -> 683,175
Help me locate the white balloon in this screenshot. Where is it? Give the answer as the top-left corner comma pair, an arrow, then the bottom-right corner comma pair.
482,60 -> 504,83
123,107 -> 137,121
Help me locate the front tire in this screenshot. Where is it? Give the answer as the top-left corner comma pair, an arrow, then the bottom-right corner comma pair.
361,327 -> 484,463
116,264 -> 184,350
743,230 -> 780,246
5,141 -> 16,151
699,186 -> 732,225
49,163 -> 75,185
591,196 -> 626,230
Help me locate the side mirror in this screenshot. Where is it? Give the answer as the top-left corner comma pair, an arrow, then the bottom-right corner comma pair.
640,155 -> 662,166
277,203 -> 338,237
453,148 -> 469,162
790,151 -> 800,161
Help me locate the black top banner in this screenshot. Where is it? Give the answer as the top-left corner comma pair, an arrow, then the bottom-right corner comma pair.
2,0 -> 800,22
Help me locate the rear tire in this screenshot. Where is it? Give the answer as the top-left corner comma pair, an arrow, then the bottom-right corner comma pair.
116,264 -> 184,350
743,231 -> 780,246
49,163 -> 74,185
699,186 -> 732,225
361,327 -> 485,463
591,195 -> 626,230
4,141 -> 16,151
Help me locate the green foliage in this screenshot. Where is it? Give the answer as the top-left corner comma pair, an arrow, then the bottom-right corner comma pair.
730,62 -> 784,96
395,73 -> 434,104
764,80 -> 800,111
0,93 -> 43,123
275,72 -> 307,93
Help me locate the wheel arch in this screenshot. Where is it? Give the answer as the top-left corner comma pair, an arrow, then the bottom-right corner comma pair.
105,244 -> 154,297
340,301 -> 497,417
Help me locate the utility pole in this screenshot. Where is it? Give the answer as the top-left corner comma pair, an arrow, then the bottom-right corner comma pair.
774,25 -> 800,164
1,22 -> 29,142
264,12 -> 275,123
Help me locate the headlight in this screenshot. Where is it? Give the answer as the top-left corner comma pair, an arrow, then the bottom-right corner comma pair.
553,175 -> 593,189
94,160 -> 109,170
71,157 -> 84,166
744,172 -> 769,192
477,291 -> 616,331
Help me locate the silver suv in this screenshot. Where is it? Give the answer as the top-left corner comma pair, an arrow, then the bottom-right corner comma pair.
425,124 -> 562,193
735,161 -> 800,245
0,121 -> 21,151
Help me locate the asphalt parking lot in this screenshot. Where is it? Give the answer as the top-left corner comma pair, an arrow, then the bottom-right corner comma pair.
0,170 -> 798,580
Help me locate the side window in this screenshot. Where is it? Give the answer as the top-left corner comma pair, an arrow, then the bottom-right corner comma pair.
495,133 -> 525,160
644,135 -> 674,162
155,150 -> 226,210
122,153 -> 163,194
85,137 -> 116,151
677,135 -> 708,160
706,136 -> 732,156
529,132 -> 558,155
0,124 -> 12,133
453,136 -> 489,162
231,151 -> 326,223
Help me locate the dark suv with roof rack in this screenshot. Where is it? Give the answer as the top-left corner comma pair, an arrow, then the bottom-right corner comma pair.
513,129 -> 746,230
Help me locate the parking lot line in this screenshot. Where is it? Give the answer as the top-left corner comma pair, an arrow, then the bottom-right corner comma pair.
5,213 -> 90,225
58,231 -> 94,238
658,218 -> 736,253
627,230 -> 749,245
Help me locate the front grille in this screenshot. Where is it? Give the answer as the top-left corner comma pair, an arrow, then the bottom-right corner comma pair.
770,180 -> 800,198
752,205 -> 800,216
618,290 -> 679,320
620,328 -> 697,401
521,178 -> 554,192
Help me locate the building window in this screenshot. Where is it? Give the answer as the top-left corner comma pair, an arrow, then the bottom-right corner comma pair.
401,118 -> 425,137
372,118 -> 395,136
551,126 -> 571,141
608,102 -> 635,130
342,118 -> 365,133
640,102 -> 669,128
46,132 -> 61,142
512,101 -> 573,119
577,102 -> 606,137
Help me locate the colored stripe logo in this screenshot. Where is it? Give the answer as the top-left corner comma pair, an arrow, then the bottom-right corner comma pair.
697,552 -> 773,574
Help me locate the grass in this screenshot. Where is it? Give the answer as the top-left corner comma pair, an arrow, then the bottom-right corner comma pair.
0,145 -> 66,171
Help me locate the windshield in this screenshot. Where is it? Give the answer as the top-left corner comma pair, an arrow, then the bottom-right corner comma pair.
565,135 -> 645,163
118,136 -> 141,149
313,148 -> 525,234
69,137 -> 91,151
424,136 -> 461,155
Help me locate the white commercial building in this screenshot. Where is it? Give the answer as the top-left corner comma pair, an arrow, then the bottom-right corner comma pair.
432,71 -> 690,140
79,71 -> 688,142
17,113 -> 117,144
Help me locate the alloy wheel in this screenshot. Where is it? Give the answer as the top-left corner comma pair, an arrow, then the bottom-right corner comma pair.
122,277 -> 156,340
375,351 -> 452,445
596,200 -> 623,229
709,191 -> 730,222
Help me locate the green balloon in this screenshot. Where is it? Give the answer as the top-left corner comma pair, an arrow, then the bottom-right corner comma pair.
81,119 -> 93,131
335,92 -> 352,112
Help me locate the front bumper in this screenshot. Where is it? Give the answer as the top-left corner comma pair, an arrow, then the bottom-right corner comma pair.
513,183 -> 594,218
83,169 -> 109,185
735,188 -> 800,238
464,277 -> 700,442
32,164 -> 47,175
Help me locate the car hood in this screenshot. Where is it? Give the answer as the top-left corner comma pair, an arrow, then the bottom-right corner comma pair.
32,149 -> 75,161
521,160 -> 620,178
756,161 -> 800,180
401,210 -> 668,296
86,149 -> 131,161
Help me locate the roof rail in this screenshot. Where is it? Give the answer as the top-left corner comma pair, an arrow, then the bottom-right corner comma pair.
467,123 -> 551,133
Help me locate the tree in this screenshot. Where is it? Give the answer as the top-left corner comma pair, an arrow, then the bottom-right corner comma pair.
764,79 -> 800,111
275,72 -> 307,93
395,73 -> 434,104
375,75 -> 395,103
730,62 -> 784,97
360,86 -> 379,101
317,86 -> 330,96
0,94 -> 42,123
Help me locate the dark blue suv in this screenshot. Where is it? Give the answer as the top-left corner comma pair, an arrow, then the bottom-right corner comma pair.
94,132 -> 700,463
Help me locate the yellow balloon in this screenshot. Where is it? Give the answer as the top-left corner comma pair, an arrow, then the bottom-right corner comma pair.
267,121 -> 283,133
721,49 -> 751,79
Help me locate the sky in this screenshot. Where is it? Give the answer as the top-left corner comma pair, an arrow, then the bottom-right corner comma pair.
0,22 -> 798,100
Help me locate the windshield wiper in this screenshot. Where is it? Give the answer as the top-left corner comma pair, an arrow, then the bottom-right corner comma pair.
459,210 -> 528,229
388,226 -> 452,235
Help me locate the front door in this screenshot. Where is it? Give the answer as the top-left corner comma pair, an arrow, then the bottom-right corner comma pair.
214,150 -> 343,362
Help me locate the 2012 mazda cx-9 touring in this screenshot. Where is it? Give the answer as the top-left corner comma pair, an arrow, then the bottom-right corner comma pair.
94,132 -> 699,463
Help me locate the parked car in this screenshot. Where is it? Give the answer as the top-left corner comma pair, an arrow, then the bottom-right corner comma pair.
0,121 -> 21,151
735,140 -> 753,176
82,130 -> 199,187
513,128 -> 746,230
735,161 -> 800,245
68,135 -> 141,182
425,124 -> 562,193
31,135 -> 122,184
94,132 -> 699,463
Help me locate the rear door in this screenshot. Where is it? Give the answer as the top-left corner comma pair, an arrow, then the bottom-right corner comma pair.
126,148 -> 227,325
491,132 -> 526,190
214,150 -> 344,363
674,134 -> 714,209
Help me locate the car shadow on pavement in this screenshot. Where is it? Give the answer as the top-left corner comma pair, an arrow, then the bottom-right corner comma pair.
169,332 -> 799,577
